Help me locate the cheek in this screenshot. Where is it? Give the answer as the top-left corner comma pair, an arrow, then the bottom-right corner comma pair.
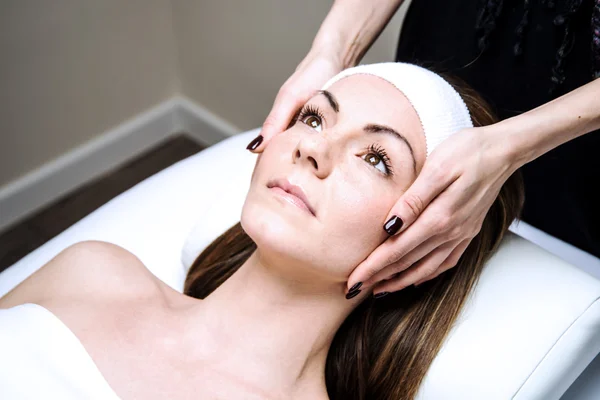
321,177 -> 396,275
251,135 -> 294,180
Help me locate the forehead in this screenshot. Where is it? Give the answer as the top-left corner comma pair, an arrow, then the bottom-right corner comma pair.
325,74 -> 427,171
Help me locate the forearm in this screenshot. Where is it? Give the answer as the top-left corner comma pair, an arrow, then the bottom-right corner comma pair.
311,0 -> 405,68
497,78 -> 600,167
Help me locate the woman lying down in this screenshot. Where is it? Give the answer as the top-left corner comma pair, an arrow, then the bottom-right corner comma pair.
0,63 -> 523,400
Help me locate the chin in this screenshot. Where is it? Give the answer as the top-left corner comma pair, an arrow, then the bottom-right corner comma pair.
240,192 -> 367,282
241,201 -> 339,280
241,200 -> 305,257
241,217 -> 343,284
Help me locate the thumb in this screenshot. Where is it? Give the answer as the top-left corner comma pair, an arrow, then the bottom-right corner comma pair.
383,166 -> 448,236
250,90 -> 304,153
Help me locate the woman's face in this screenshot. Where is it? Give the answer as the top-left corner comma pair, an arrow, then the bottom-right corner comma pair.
241,74 -> 427,283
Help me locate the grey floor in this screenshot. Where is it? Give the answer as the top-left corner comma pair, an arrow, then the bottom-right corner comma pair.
0,134 -> 205,274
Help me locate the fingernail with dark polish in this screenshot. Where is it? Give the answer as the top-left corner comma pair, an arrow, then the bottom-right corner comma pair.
348,282 -> 363,292
373,291 -> 390,299
246,135 -> 264,151
345,289 -> 361,300
384,215 -> 403,235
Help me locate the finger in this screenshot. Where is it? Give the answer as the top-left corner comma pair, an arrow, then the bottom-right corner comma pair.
362,235 -> 445,287
413,238 -> 471,286
347,220 -> 441,290
372,242 -> 456,294
383,162 -> 458,237
251,88 -> 307,153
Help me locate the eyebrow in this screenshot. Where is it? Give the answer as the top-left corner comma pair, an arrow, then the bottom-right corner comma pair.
317,90 -> 417,174
363,124 -> 417,174
317,90 -> 339,113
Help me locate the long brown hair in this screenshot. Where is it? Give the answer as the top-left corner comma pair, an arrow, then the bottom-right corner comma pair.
184,72 -> 524,399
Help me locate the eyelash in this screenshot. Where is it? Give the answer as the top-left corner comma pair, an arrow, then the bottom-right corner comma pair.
296,104 -> 394,177
366,143 -> 394,176
297,104 -> 325,123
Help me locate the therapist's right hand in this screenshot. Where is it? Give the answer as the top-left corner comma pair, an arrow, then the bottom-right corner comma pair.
247,51 -> 343,153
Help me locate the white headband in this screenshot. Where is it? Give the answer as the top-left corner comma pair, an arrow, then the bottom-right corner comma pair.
321,62 -> 473,157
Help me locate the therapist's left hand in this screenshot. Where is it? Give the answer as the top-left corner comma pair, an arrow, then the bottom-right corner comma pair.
347,125 -> 521,295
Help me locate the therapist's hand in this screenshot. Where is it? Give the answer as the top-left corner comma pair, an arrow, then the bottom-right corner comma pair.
348,126 -> 521,295
246,50 -> 343,152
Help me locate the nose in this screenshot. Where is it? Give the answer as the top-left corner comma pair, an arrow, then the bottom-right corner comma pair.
292,134 -> 333,179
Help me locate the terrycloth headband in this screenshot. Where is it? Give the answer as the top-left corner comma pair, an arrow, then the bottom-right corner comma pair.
321,62 -> 473,157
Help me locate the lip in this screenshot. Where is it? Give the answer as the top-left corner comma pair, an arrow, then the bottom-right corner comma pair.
267,178 -> 316,217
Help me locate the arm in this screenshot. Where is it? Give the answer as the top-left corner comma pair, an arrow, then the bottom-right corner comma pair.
501,78 -> 600,167
313,0 -> 406,67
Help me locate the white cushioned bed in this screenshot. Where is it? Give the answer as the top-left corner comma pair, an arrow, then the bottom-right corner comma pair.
1,129 -> 599,399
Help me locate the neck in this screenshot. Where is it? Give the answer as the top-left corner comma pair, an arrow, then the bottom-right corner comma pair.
186,250 -> 361,399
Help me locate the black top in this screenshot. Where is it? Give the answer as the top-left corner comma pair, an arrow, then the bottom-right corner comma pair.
396,0 -> 600,258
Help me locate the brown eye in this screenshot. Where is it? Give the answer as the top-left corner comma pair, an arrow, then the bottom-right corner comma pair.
362,152 -> 387,174
302,115 -> 322,131
365,153 -> 381,166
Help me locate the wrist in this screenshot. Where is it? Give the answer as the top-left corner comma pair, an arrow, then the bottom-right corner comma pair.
485,117 -> 533,170
311,33 -> 358,69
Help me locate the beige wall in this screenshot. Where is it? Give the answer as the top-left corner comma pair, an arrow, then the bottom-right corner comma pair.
0,0 -> 410,189
0,0 -> 179,186
171,0 -> 410,131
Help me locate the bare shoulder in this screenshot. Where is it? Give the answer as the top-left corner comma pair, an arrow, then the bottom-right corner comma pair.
0,240 -> 161,309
